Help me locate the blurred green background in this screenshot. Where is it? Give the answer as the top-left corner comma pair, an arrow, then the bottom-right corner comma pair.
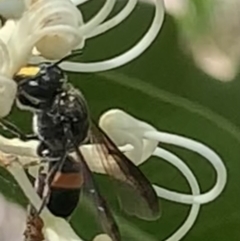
1,1 -> 240,241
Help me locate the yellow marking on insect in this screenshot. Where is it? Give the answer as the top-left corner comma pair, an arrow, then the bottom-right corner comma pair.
16,66 -> 40,77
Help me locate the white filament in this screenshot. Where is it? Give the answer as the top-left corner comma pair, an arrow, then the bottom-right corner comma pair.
0,0 -> 165,116
60,0 -> 165,72
79,0 -> 116,36
145,131 -> 227,204
97,109 -> 226,240
153,148 -> 200,241
86,0 -> 138,38
29,0 -> 165,72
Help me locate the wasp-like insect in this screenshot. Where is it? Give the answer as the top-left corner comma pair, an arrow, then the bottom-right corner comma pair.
0,53 -> 161,241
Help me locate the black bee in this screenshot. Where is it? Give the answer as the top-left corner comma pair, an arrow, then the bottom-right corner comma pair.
0,53 -> 161,241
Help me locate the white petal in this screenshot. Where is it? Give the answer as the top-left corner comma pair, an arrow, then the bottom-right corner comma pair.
93,234 -> 112,241
71,0 -> 89,6
0,0 -> 26,19
0,194 -> 25,241
191,43 -> 238,82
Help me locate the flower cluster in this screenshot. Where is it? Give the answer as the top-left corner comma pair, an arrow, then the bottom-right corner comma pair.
0,0 -> 164,118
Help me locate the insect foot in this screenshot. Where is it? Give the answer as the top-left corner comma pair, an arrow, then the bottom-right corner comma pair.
24,214 -> 45,241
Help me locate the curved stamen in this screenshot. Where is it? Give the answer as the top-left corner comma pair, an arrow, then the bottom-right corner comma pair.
153,147 -> 200,241
145,131 -> 227,204
2,0 -> 165,75
86,0 -> 138,38
79,0 -> 116,36
29,5 -> 80,31
60,0 -> 165,72
27,0 -> 83,59
28,25 -> 81,50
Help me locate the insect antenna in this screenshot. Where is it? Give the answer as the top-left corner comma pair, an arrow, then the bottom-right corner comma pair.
52,49 -> 83,67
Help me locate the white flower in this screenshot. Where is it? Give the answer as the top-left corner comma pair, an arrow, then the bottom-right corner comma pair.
0,0 -> 84,74
26,0 -> 165,73
0,0 -> 82,117
0,0 -> 165,118
0,0 -> 26,19
0,0 -> 165,70
0,193 -> 110,241
0,194 -> 26,241
175,0 -> 240,82
0,108 -> 227,241
141,0 -> 240,81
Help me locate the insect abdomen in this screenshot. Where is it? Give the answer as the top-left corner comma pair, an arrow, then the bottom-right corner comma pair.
47,156 -> 82,218
47,188 -> 80,218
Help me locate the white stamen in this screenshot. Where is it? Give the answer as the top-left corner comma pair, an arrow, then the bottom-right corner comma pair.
86,0 -> 138,39
0,0 -> 165,118
59,0 -> 165,72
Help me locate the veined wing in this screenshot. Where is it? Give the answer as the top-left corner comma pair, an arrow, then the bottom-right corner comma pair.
89,121 -> 161,221
65,126 -> 121,241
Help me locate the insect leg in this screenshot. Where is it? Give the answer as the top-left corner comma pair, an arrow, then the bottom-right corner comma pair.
36,151 -> 68,216
0,119 -> 38,141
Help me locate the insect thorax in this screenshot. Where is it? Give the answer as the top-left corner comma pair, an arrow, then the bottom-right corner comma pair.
36,84 -> 90,156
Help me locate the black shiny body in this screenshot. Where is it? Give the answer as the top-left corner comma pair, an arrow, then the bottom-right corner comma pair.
47,156 -> 82,218
35,85 -> 89,158
33,85 -> 90,218
14,60 -> 90,218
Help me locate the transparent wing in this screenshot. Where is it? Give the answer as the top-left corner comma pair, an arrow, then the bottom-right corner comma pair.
65,126 -> 121,241
90,121 -> 161,221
